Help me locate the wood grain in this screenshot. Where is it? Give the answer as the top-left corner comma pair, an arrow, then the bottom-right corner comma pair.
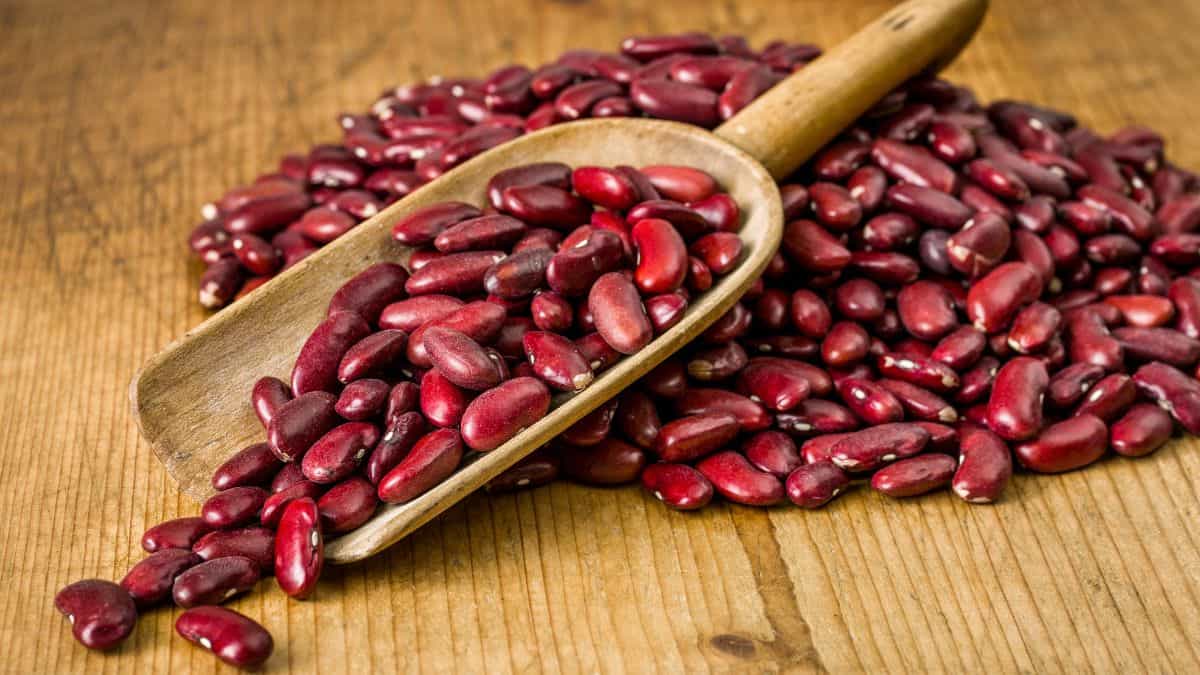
3,0 -> 1200,672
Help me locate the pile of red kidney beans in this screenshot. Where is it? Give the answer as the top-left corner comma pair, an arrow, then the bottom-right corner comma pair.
58,30 -> 1200,668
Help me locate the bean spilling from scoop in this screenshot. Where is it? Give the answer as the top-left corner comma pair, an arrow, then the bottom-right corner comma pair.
61,31 -> 1200,667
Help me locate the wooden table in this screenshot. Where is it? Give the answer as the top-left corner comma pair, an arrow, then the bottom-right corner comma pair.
5,0 -> 1200,672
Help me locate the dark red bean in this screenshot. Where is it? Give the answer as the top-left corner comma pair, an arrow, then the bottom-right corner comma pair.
198,258 -> 245,310
966,262 -> 1043,333
871,454 -> 956,498
212,442 -> 282,491
201,486 -> 268,530
986,356 -> 1048,441
617,390 -> 662,449
897,281 -> 959,341
675,388 -> 770,431
175,606 -> 273,668
1014,415 -> 1108,473
1110,403 -> 1174,458
365,411 -> 425,485
334,378 -> 391,421
142,517 -> 211,553
931,326 -> 986,370
741,430 -> 802,477
561,438 -> 647,485
392,202 -> 481,246
301,422 -> 379,484
1006,302 -> 1061,354
1047,362 -> 1107,408
951,425 -> 1012,503
405,250 -> 507,296
273,497 -> 322,600
379,295 -> 464,333
486,449 -> 561,493
885,184 -> 973,230
1115,326 -> 1200,367
877,378 -> 957,422
655,413 -> 739,463
54,580 -> 137,650
546,228 -> 624,296
782,220 -> 851,273
251,377 -> 291,430
828,423 -> 930,472
377,428 -> 463,503
836,377 -> 904,425
267,392 -> 339,462
292,311 -> 371,395
687,341 -> 749,382
696,451 -> 784,506
777,399 -> 861,437
172,556 -> 260,608
1134,361 -> 1200,433
872,138 -> 958,194
192,527 -> 275,573
120,548 -> 201,609
641,463 -> 713,510
460,377 -> 551,451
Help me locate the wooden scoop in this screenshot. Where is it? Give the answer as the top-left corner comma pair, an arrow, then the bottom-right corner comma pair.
133,0 -> 987,564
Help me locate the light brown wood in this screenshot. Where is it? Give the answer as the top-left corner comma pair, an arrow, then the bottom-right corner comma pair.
6,0 -> 1200,673
132,0 -> 986,563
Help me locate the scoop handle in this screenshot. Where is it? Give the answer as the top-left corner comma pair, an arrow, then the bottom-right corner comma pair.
716,0 -> 988,180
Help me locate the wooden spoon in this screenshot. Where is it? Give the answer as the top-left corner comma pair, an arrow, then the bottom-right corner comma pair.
133,0 -> 987,564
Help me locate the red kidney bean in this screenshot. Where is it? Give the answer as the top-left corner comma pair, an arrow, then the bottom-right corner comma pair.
871,454 -> 956,498
120,548 -> 201,609
561,438 -> 647,485
948,424 -> 1010,503
833,278 -> 885,322
877,378 -> 957,422
736,431 -> 799,478
384,382 -> 420,425
142,517 -> 211,553
555,80 -> 623,119
885,184 -> 973,230
788,460 -> 854,511
897,280 -> 959,341
1047,362 -> 1106,408
640,165 -> 717,203
378,428 -> 464,503
365,411 -> 425,485
1115,326 -> 1200,366
201,486 -> 268,529
1060,201 -> 1112,236
422,326 -> 504,391
987,356 -> 1048,441
224,192 -> 311,235
267,392 -> 339,462
788,290 -> 832,338
645,292 -> 688,333
484,163 -> 572,211
674,388 -> 771,431
877,352 -> 960,392
861,213 -> 919,252
837,377 -> 904,424
829,423 -> 930,472
527,292 -> 570,334
627,200 -> 712,241
274,497 -> 322,600
628,79 -> 719,127
654,413 -> 739,463
269,462 -> 307,493
292,311 -> 371,395
1169,278 -> 1200,338
617,390 -> 661,449
687,342 -> 748,381
571,166 -> 639,210
1066,307 -> 1124,371
1078,184 -> 1156,240
407,301 -> 507,367
1006,302 -> 1061,354
1134,361 -> 1200,433
405,250 -> 507,296
573,332 -> 619,373
690,194 -> 741,235
777,399 -> 861,437
1110,403 -> 1174,457
781,220 -> 851,273
176,606 -> 273,668
380,295 -> 464,333
198,258 -> 245,310
1159,193 -> 1200,233
871,139 -> 958,194
545,228 -> 624,296
486,448 -> 561,492
1105,294 -> 1174,327
797,433 -> 847,465
927,119 -> 977,163
1014,414 -> 1108,473
917,229 -> 953,276
561,399 -> 618,447
212,442 -> 282,491
947,212 -> 1011,278
419,370 -> 470,428
482,249 -> 552,301
630,218 -> 688,293
192,527 -> 275,573
641,463 -> 714,510
434,214 -> 527,253
814,140 -> 870,180
296,206 -> 356,243
261,480 -> 325,528
848,166 -> 889,212
587,272 -> 651,354
819,321 -> 869,367
172,556 -> 260,608
229,233 -> 280,276
718,64 -> 784,119
520,331 -> 591,391
966,158 -> 1030,201
331,379 -> 387,421
966,262 -> 1043,333
1093,267 -> 1133,296
54,580 -> 137,650
735,361 -> 812,411
500,184 -> 591,229
460,376 -> 551,451
640,358 -> 686,399
690,232 -> 743,276
931,326 -> 986,370
301,422 -> 379,484
695,451 -> 783,506
251,377 -> 292,430
392,202 -> 481,246
808,182 -> 863,230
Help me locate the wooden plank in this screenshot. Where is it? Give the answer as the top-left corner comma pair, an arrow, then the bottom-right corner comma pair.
2,0 -> 1199,672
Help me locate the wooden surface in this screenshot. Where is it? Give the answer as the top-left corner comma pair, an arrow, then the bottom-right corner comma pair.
4,0 -> 1200,672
